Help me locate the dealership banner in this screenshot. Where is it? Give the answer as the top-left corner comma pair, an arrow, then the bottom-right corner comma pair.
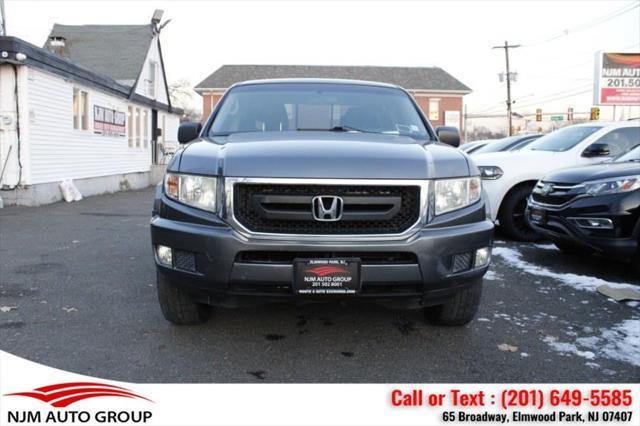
593,51 -> 640,105
1,351 -> 638,425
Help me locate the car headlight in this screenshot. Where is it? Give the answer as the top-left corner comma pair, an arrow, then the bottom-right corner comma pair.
435,176 -> 481,215
478,166 -> 504,180
164,172 -> 218,212
584,175 -> 640,196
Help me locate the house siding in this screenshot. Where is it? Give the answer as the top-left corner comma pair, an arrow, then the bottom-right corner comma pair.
134,36 -> 169,105
26,67 -> 175,185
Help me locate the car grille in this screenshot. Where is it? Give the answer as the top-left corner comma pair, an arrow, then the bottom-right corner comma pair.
236,251 -> 418,264
531,181 -> 585,207
233,183 -> 421,235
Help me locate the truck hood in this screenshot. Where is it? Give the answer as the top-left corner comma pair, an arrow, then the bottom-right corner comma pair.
542,161 -> 640,184
174,132 -> 470,179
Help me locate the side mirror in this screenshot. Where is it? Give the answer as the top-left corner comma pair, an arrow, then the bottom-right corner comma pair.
435,126 -> 461,147
582,142 -> 610,157
178,122 -> 202,144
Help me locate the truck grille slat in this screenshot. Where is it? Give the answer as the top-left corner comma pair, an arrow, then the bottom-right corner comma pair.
233,184 -> 420,235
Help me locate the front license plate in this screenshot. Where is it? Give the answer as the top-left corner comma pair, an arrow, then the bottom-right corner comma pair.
293,259 -> 361,295
529,207 -> 546,224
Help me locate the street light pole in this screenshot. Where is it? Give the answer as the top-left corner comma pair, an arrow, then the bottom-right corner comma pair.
493,41 -> 520,136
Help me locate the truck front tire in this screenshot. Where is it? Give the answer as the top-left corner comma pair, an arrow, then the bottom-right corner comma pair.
424,278 -> 483,326
156,270 -> 210,325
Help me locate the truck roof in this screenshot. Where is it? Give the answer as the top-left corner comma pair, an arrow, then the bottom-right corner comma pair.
231,78 -> 403,90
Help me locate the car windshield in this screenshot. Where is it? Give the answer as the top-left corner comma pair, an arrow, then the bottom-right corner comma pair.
208,83 -> 429,138
473,135 -> 538,154
614,145 -> 640,162
526,126 -> 602,152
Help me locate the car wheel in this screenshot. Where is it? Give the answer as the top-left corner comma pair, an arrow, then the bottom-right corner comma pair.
498,185 -> 543,242
424,278 -> 482,326
156,270 -> 210,325
552,240 -> 594,257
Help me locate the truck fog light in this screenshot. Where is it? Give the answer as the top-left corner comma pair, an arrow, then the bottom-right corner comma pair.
156,245 -> 173,266
474,247 -> 491,267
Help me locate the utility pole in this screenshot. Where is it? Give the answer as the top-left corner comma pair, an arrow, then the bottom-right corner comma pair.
493,41 -> 520,136
0,0 -> 6,36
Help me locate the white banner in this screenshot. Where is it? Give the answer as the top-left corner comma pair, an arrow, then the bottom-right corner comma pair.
1,350 -> 638,425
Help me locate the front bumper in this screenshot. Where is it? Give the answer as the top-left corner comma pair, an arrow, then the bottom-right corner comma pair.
151,195 -> 494,306
526,191 -> 640,260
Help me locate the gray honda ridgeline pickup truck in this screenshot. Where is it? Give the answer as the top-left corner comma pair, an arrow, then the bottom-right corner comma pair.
151,79 -> 494,326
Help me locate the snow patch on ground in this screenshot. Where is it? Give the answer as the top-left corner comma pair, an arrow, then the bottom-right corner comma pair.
531,243 -> 558,250
543,319 -> 640,367
492,246 -> 637,293
484,270 -> 502,281
543,336 -> 596,360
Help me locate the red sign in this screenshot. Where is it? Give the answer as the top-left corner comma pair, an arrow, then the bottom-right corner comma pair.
594,52 -> 640,106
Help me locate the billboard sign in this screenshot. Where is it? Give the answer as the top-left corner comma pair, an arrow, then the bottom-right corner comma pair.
594,52 -> 640,105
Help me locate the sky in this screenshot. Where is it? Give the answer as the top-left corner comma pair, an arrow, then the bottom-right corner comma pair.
4,0 -> 640,130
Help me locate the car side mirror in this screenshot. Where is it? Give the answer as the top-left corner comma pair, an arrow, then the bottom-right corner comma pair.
178,122 -> 202,144
435,126 -> 461,147
582,142 -> 610,157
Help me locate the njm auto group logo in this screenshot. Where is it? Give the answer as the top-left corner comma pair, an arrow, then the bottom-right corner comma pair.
3,381 -> 153,424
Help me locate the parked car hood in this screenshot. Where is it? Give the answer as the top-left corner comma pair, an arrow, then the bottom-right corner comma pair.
542,161 -> 640,184
173,132 -> 470,179
472,149 -> 556,168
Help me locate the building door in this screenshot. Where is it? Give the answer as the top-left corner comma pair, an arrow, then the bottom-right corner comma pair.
151,109 -> 158,164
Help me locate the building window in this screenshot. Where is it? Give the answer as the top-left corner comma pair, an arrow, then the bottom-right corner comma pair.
147,61 -> 156,98
429,98 -> 440,121
127,106 -> 134,147
135,107 -> 141,148
143,110 -> 149,148
73,88 -> 89,130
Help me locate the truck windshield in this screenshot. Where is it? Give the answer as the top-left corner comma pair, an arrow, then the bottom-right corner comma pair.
208,83 -> 429,139
526,126 -> 602,152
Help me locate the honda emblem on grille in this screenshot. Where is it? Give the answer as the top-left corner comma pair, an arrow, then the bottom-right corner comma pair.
312,196 -> 344,221
541,183 -> 554,195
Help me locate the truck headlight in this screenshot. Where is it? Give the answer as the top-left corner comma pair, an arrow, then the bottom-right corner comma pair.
164,172 -> 218,212
584,175 -> 640,196
478,166 -> 503,180
435,177 -> 481,215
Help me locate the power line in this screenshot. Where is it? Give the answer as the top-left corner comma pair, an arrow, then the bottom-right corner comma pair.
514,89 -> 592,110
524,2 -> 639,47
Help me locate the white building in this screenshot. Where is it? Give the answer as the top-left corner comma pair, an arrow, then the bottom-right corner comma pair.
0,12 -> 182,206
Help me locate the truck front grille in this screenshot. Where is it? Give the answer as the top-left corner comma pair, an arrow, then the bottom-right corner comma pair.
233,183 -> 420,235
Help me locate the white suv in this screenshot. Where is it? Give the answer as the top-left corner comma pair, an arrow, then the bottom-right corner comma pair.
473,121 -> 640,241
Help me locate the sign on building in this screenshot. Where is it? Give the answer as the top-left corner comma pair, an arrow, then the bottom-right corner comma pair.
93,105 -> 126,137
593,52 -> 640,105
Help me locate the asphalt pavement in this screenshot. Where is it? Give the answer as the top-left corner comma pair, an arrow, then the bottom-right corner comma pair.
1,187 -> 638,383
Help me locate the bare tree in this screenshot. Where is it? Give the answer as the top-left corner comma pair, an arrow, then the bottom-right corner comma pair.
169,79 -> 202,122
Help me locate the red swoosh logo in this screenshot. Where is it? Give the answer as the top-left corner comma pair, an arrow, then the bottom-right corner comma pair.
4,382 -> 152,408
307,266 -> 348,277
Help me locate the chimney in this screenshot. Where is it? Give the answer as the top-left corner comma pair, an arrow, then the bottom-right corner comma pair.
48,36 -> 67,57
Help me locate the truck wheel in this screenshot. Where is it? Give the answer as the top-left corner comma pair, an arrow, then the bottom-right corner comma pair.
498,185 -> 543,242
553,240 -> 594,257
156,270 -> 210,325
632,247 -> 640,276
424,278 -> 482,326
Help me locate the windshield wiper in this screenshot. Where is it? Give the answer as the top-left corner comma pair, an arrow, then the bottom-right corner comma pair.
296,126 -> 381,134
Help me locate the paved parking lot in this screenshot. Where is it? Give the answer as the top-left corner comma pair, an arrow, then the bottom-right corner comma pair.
1,187 -> 638,383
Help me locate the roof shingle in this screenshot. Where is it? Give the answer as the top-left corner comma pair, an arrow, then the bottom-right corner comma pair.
45,24 -> 154,86
195,65 -> 471,93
